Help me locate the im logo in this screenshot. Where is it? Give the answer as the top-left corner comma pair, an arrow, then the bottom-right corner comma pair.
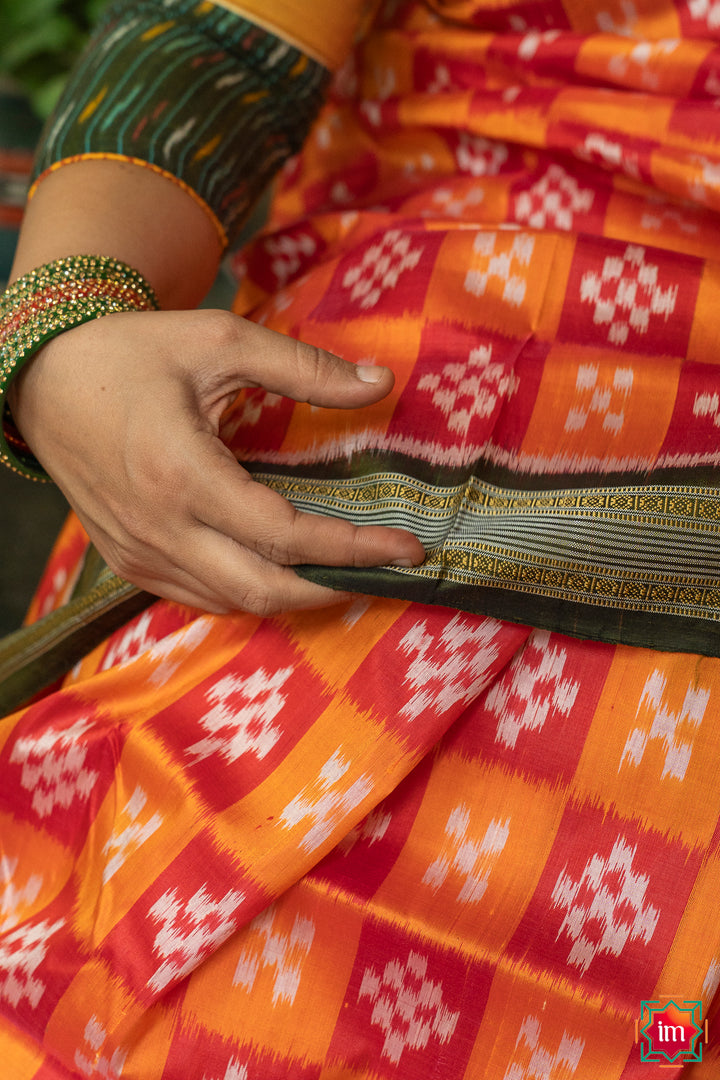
636,998 -> 707,1065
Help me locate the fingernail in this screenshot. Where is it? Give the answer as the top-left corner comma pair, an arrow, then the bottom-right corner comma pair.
390,557 -> 416,567
355,364 -> 386,383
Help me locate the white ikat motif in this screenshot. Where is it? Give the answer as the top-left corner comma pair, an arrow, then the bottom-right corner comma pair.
279,750 -> 372,854
579,244 -> 677,345
358,951 -> 460,1065
465,231 -> 535,307
398,614 -> 503,721
423,806 -> 510,903
263,231 -> 316,288
564,362 -> 634,436
342,231 -> 423,309
689,0 -> 720,29
551,837 -> 659,973
75,1016 -> 127,1079
147,885 -> 245,992
9,718 -> 99,818
514,166 -> 594,232
233,906 -> 315,1006
0,855 -> 42,932
694,391 -> 720,428
186,668 -> 293,765
102,786 -> 163,883
417,344 -> 515,438
338,806 -> 392,855
203,1062 -> 248,1080
0,917 -> 64,1009
503,1015 -> 585,1080
456,133 -> 509,177
485,631 -> 579,749
621,669 -> 709,781
100,609 -> 158,671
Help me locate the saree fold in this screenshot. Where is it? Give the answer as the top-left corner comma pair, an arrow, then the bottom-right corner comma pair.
4,1 -> 720,1078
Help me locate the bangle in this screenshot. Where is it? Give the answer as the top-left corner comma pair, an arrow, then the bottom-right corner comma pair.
0,254 -> 159,480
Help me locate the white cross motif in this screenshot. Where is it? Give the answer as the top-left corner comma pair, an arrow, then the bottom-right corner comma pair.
689,0 -> 720,29
0,917 -> 64,1009
423,806 -> 510,903
484,631 -> 579,749
621,669 -> 709,781
514,165 -> 594,232
0,855 -> 42,933
417,344 -> 515,438
9,718 -> 99,819
278,750 -> 372,854
358,951 -> 460,1065
185,667 -> 293,765
102,786 -> 163,884
147,884 -> 245,993
455,133 -> 509,177
397,613 -> 504,722
579,244 -> 678,346
503,1015 -> 585,1080
563,362 -> 634,436
74,1016 -> 127,1079
551,837 -> 659,974
465,231 -> 535,308
341,230 -> 423,309
233,906 -> 315,1006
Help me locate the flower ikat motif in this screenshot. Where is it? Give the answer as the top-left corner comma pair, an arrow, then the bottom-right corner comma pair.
464,232 -> 535,308
417,343 -> 515,438
621,669 -> 709,781
358,951 -> 460,1066
0,917 -> 64,1010
74,1016 -> 127,1079
9,718 -> 99,819
186,668 -> 293,765
423,806 -> 510,903
279,750 -> 373,854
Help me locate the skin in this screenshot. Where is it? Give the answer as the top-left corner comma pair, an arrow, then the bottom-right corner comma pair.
8,160 -> 425,615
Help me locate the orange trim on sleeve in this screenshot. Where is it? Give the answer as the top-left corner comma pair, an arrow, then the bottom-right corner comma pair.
29,154 -> 228,249
209,0 -> 373,70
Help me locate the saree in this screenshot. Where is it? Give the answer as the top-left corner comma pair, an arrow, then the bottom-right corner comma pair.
4,0 -> 720,1076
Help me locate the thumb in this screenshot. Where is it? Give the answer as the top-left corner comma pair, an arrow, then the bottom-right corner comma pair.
193,312 -> 396,409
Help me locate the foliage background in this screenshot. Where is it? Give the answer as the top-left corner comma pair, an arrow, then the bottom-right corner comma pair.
0,0 -> 104,118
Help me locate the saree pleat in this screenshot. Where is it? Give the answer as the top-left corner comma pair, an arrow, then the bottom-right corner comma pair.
4,1 -> 720,1077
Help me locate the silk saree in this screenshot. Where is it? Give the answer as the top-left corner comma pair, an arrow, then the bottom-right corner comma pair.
4,0 -> 720,1076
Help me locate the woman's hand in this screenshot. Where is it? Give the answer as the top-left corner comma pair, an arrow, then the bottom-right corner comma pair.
9,309 -> 425,615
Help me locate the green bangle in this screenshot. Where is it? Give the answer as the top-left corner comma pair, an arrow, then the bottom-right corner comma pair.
0,254 -> 159,480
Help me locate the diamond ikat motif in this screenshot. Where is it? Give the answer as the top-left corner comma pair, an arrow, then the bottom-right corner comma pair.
357,950 -> 460,1066
0,917 -> 64,1009
417,342 -> 515,438
186,668 -> 293,765
514,165 -> 594,232
9,718 -> 99,819
580,245 -> 677,346
551,837 -> 659,974
147,884 -> 245,993
341,230 -> 423,309
485,631 -> 579,750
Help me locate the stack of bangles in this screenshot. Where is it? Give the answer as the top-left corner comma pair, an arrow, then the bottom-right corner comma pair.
0,254 -> 159,481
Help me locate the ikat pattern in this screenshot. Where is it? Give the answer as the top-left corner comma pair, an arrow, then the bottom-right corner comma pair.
6,0 -> 720,1077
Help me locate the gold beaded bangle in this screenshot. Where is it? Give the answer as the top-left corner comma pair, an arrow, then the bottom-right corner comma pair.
0,254 -> 159,480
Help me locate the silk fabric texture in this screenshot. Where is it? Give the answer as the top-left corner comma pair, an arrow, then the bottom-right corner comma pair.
5,1 -> 720,1077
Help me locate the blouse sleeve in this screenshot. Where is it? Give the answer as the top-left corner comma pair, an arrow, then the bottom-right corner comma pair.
31,0 -> 372,246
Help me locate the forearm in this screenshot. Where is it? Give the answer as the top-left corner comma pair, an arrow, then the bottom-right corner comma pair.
11,160 -> 222,310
